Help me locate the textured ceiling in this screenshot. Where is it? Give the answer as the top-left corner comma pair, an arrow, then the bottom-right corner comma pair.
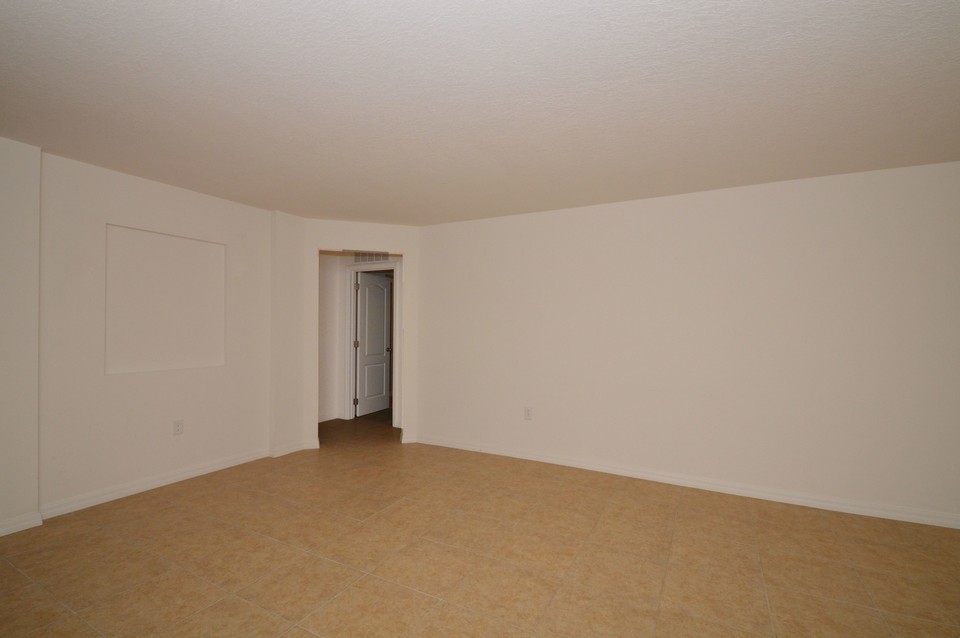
1,1 -> 959,225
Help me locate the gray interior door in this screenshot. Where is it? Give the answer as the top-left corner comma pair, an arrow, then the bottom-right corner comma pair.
355,271 -> 391,416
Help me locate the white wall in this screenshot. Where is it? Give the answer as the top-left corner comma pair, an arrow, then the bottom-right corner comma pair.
270,211 -> 307,455
317,253 -> 345,422
420,162 -> 960,526
39,155 -> 272,516
0,138 -> 42,534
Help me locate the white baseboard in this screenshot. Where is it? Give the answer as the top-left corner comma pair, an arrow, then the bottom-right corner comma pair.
270,436 -> 319,457
0,511 -> 44,537
416,436 -> 960,530
40,449 -> 269,519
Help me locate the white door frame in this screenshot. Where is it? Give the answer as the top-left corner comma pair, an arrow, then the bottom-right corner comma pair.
343,258 -> 402,427
354,271 -> 392,416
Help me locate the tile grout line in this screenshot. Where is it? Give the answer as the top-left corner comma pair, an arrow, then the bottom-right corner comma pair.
826,512 -> 899,637
650,509 -> 677,635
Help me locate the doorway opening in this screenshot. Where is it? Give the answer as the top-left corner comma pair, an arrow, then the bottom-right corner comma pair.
317,250 -> 403,437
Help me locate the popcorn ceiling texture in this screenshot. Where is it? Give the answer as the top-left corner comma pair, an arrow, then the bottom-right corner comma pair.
1,0 -> 958,224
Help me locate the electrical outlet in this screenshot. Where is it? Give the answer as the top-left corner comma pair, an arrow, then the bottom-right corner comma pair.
523,407 -> 533,421
173,419 -> 184,435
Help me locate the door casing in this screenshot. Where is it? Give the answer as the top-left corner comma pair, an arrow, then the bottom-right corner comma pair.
354,271 -> 392,416
343,258 -> 402,427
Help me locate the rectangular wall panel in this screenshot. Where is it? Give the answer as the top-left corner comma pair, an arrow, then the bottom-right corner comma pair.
105,225 -> 225,374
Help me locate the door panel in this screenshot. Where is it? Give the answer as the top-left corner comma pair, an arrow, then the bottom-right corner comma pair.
355,272 -> 391,416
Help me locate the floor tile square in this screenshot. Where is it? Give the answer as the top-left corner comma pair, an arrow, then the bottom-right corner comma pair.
759,548 -> 871,606
445,560 -> 559,631
373,538 -> 484,597
767,586 -> 889,638
237,556 -> 362,621
409,602 -> 534,637
660,563 -> 773,636
0,582 -> 72,636
539,585 -> 657,637
156,596 -> 291,637
81,569 -> 225,636
299,575 -> 438,638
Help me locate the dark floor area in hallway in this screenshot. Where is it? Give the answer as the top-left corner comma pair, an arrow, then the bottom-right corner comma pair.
319,409 -> 400,446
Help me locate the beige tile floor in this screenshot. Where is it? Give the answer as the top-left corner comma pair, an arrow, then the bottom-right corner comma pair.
2,414 -> 959,637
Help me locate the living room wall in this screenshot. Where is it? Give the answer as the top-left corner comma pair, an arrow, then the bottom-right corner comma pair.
0,138 -> 42,534
419,162 -> 960,526
39,155 -> 273,516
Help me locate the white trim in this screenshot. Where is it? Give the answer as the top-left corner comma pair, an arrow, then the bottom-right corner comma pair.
270,437 -> 319,457
343,259 -> 403,429
39,448 -> 268,519
0,511 -> 43,537
415,435 -> 960,530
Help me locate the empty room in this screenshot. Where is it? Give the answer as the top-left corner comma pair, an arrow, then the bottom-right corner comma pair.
1,1 -> 959,636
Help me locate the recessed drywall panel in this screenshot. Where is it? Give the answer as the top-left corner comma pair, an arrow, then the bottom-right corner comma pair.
105,225 -> 225,374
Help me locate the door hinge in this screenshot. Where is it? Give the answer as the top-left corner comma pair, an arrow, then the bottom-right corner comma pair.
354,282 -> 360,291
353,398 -> 359,406
353,340 -> 359,349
